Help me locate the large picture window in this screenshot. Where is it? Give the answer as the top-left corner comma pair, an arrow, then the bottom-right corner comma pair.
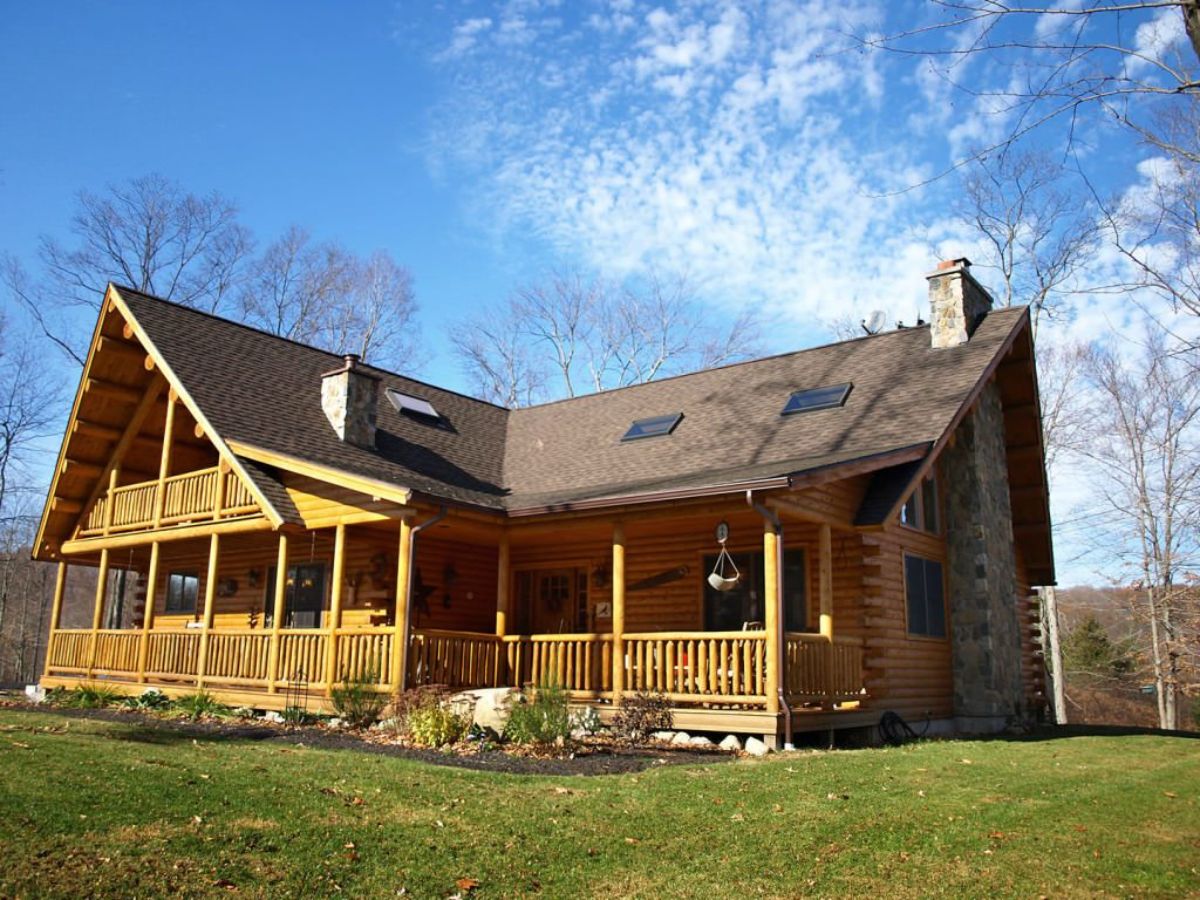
703,548 -> 806,632
165,572 -> 199,614
904,554 -> 946,638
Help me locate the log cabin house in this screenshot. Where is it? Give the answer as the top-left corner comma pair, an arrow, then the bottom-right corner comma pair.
34,258 -> 1053,746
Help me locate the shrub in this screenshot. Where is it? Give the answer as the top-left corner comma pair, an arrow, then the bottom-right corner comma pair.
173,690 -> 232,721
330,669 -> 389,728
63,683 -> 124,709
42,687 -> 72,707
395,687 -> 469,748
504,682 -> 572,747
611,690 -> 673,743
120,688 -> 172,711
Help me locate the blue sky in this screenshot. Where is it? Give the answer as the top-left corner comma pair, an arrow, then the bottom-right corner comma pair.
3,1 -> 1195,585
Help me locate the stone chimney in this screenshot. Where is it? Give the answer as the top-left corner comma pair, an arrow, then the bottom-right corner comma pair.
926,257 -> 993,349
321,354 -> 380,449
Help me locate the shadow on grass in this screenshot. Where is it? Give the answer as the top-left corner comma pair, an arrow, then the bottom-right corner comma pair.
1001,723 -> 1200,742
103,724 -> 281,746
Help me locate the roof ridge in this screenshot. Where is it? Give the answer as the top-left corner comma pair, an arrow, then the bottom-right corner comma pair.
110,284 -> 510,412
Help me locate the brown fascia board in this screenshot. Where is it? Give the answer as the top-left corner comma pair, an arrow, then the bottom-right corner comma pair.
503,475 -> 793,517
786,444 -> 931,492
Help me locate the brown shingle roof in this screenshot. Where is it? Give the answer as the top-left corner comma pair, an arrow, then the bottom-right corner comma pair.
116,286 -> 1028,515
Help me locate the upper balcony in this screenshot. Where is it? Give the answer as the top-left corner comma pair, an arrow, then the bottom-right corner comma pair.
77,465 -> 260,538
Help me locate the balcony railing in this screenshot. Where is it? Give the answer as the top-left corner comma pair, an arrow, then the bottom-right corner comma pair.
79,466 -> 258,536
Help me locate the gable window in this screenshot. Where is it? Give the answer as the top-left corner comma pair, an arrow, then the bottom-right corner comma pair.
622,412 -> 682,442
904,554 -> 946,638
165,572 -> 199,614
703,548 -> 807,632
900,473 -> 940,534
781,382 -> 852,416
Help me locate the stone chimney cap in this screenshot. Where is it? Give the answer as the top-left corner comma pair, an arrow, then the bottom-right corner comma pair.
321,353 -> 381,380
931,257 -> 972,275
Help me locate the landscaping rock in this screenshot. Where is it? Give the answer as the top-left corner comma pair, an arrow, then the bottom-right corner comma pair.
450,687 -> 519,733
719,735 -> 743,752
327,717 -> 346,729
651,731 -> 676,742
687,735 -> 714,748
671,731 -> 692,745
744,736 -> 770,756
24,685 -> 45,704
263,711 -> 285,724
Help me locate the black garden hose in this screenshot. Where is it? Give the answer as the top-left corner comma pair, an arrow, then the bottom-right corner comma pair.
879,710 -> 931,746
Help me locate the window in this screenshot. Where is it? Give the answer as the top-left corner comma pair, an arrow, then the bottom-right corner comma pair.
900,473 -> 940,534
904,554 -> 945,638
622,412 -> 682,441
385,388 -> 439,419
781,382 -> 852,416
165,572 -> 199,614
703,548 -> 806,632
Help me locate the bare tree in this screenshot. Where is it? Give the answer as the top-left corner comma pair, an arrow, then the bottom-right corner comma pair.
3,174 -> 252,364
1036,340 -> 1091,481
957,150 -> 1101,327
863,3 -> 1200,175
1077,326 -> 1200,728
0,320 -> 61,655
240,231 -> 421,370
452,267 -> 763,407
450,312 -> 546,407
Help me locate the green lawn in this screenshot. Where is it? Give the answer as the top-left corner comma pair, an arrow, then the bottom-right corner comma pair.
0,709 -> 1196,898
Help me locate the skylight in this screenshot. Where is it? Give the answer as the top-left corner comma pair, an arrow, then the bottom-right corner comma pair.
622,412 -> 682,442
386,388 -> 439,419
781,383 -> 852,416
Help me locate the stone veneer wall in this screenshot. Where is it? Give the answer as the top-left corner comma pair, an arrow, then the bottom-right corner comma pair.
941,380 -> 1025,724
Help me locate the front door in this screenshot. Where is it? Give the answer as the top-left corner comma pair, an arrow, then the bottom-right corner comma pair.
515,568 -> 588,633
265,563 -> 327,628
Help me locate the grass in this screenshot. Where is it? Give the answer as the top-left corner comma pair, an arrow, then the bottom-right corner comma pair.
0,709 -> 1196,898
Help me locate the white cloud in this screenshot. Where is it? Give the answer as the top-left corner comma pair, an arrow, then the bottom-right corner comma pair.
439,17 -> 494,60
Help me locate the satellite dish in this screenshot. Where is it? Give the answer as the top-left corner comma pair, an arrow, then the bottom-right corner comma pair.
861,310 -> 887,335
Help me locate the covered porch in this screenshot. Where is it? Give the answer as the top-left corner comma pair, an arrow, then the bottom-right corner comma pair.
42,501 -> 869,738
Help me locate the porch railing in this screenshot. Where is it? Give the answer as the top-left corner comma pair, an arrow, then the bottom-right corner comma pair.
79,466 -> 259,536
43,626 -> 867,709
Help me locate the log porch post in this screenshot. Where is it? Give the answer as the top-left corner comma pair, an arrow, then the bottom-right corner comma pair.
87,549 -> 110,674
611,522 -> 626,705
762,520 -> 780,715
195,533 -> 220,688
153,391 -> 176,528
391,518 -> 413,692
136,542 -> 161,683
44,562 -> 68,678
324,523 -> 347,695
818,523 -> 834,707
267,532 -> 288,693
495,530 -> 510,685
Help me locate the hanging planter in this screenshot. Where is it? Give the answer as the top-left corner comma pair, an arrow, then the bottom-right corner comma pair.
707,522 -> 740,592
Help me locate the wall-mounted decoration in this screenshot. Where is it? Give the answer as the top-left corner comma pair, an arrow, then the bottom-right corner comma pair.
592,563 -> 609,588
594,601 -> 612,618
217,578 -> 239,597
628,566 -> 690,592
247,568 -> 261,589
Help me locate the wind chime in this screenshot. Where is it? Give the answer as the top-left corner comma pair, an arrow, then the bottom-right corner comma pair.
707,521 -> 740,592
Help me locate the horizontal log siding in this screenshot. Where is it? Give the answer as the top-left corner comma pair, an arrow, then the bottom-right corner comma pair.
859,518 -> 954,721
1014,546 -> 1047,716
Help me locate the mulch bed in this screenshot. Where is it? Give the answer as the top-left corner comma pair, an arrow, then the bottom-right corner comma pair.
1,702 -> 730,776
